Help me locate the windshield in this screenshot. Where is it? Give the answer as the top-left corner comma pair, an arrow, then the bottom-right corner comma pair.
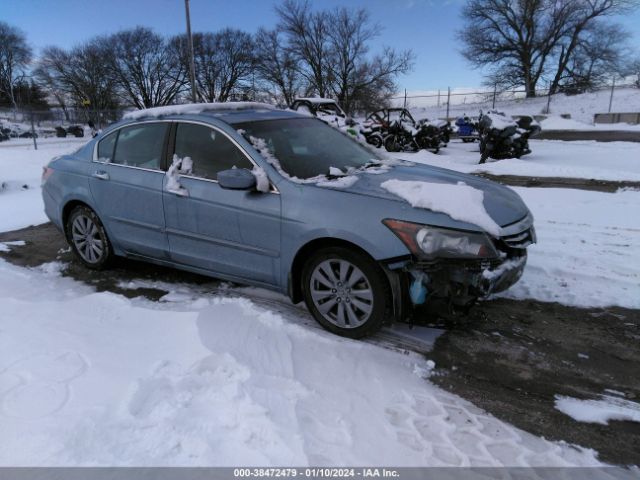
235,118 -> 380,179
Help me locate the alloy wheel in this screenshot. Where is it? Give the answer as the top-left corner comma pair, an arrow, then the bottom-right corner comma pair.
309,259 -> 374,329
71,214 -> 105,264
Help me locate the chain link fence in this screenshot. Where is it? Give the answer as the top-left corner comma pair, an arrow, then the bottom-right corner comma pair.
389,82 -> 640,121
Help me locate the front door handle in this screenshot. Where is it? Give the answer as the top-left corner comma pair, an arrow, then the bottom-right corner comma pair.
92,171 -> 110,180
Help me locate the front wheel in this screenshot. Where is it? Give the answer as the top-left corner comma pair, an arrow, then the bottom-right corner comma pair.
384,135 -> 402,152
302,247 -> 391,338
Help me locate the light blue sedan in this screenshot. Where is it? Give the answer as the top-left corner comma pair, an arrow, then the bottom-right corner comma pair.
42,103 -> 535,338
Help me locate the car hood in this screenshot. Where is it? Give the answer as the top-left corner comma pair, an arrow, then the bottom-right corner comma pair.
332,162 -> 529,228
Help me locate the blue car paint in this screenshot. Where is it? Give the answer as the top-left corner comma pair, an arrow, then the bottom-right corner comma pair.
42,106 -> 533,302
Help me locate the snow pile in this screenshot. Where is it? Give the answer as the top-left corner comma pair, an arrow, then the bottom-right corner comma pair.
555,394 -> 640,425
381,179 -> 501,236
484,112 -> 517,130
124,102 -> 276,120
316,175 -> 359,189
0,259 -> 604,466
0,240 -> 26,252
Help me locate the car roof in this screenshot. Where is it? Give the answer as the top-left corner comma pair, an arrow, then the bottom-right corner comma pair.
121,102 -> 304,125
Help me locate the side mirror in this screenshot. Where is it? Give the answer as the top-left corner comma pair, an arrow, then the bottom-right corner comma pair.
217,168 -> 257,190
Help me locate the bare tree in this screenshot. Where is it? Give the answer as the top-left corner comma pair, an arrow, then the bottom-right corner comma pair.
253,28 -> 302,105
276,0 -> 333,97
559,22 -> 630,93
548,0 -> 636,94
174,29 -> 254,102
459,0 -> 574,97
275,1 -> 413,112
107,27 -> 187,108
458,0 -> 636,97
327,7 -> 414,113
0,22 -> 32,110
35,41 -> 119,123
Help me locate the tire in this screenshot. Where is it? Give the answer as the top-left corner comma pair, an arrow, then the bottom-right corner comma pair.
65,205 -> 113,270
384,135 -> 402,153
370,135 -> 383,149
302,247 -> 391,339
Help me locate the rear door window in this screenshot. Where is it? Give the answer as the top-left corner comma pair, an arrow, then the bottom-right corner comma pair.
113,123 -> 168,170
174,123 -> 253,180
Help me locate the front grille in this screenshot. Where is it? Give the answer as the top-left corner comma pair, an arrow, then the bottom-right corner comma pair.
501,226 -> 536,249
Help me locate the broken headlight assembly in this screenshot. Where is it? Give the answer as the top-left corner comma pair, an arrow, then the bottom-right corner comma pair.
382,219 -> 499,259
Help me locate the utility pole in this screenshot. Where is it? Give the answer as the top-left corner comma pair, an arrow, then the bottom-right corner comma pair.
608,77 -> 616,113
492,83 -> 497,109
446,87 -> 451,120
184,0 -> 198,103
546,81 -> 552,114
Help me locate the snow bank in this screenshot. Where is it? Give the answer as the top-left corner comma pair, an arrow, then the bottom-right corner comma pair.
391,140 -> 640,182
123,102 -> 276,120
0,259 -> 603,466
401,87 -> 640,126
500,187 -> 640,309
555,394 -> 640,425
381,179 -> 501,236
0,139 -> 86,231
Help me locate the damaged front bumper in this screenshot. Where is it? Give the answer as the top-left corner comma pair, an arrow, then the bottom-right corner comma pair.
383,226 -> 536,321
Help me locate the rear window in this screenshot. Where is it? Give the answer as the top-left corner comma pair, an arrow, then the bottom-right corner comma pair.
112,123 -> 168,170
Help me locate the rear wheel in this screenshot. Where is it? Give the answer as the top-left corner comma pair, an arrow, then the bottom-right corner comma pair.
65,205 -> 113,270
302,247 -> 390,338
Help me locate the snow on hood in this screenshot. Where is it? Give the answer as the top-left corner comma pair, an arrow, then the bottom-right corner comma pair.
324,163 -> 529,230
381,179 -> 502,236
123,102 -> 276,120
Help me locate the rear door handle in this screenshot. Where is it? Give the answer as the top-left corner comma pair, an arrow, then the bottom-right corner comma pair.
92,171 -> 109,180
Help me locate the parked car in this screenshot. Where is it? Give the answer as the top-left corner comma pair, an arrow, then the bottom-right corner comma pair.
290,98 -> 357,134
42,103 -> 535,338
55,126 -> 67,138
66,125 -> 85,138
18,131 -> 38,139
290,97 -> 348,119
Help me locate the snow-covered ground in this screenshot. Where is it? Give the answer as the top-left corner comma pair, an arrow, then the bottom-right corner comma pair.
395,86 -> 640,126
390,139 -> 640,182
0,139 -> 638,466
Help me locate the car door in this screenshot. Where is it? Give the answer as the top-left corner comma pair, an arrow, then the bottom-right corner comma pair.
163,121 -> 281,285
89,122 -> 170,259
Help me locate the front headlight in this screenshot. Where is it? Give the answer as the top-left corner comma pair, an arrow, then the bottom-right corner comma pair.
383,219 -> 499,259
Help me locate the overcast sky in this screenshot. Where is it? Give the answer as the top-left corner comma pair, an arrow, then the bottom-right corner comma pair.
3,0 -> 640,91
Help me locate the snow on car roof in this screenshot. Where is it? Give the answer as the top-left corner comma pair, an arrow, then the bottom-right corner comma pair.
295,98 -> 337,104
123,102 -> 277,120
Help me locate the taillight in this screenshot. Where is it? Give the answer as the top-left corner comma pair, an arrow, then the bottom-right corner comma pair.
41,166 -> 54,185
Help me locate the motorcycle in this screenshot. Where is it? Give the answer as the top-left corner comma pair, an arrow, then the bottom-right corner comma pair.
430,119 -> 452,146
455,115 -> 479,142
477,111 -> 540,164
384,118 -> 445,154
